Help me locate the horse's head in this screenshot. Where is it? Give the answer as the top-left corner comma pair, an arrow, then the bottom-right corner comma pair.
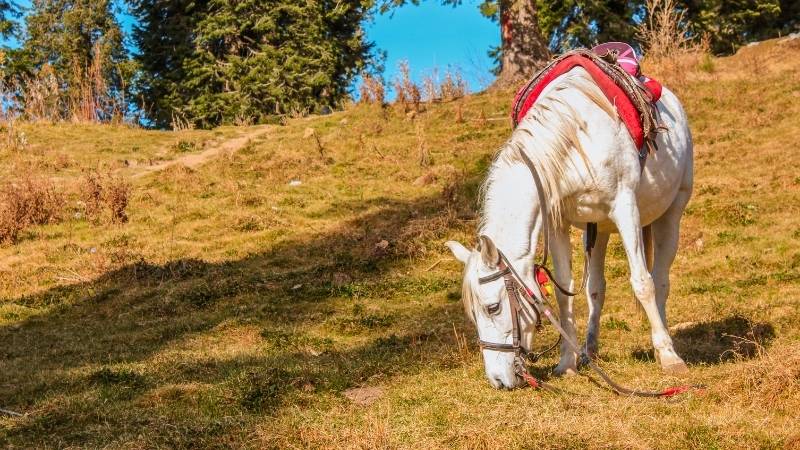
446,236 -> 537,389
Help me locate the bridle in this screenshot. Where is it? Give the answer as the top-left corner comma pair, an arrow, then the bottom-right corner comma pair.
475,250 -> 560,388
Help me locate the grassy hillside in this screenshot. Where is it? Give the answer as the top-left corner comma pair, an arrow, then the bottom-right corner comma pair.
2,38 -> 800,448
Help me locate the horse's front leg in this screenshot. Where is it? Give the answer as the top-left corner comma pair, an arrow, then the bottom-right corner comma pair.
610,190 -> 688,375
550,225 -> 578,376
584,232 -> 610,359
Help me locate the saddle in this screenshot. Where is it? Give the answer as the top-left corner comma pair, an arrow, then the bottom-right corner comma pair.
511,44 -> 663,154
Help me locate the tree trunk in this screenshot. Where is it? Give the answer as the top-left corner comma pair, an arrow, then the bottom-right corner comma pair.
497,0 -> 550,85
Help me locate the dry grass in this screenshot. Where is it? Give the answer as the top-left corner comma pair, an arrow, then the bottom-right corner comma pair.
1,39 -> 800,448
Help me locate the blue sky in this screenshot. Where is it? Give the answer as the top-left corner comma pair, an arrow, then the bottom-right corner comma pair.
366,2 -> 500,93
6,2 -> 501,94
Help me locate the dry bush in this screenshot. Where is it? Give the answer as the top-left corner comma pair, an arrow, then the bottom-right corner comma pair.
0,177 -> 63,244
393,60 -> 421,112
421,68 -> 469,103
416,122 -> 430,167
637,0 -> 710,83
81,171 -> 130,224
170,112 -> 194,131
440,70 -> 468,101
0,82 -> 28,152
70,42 -> 125,123
18,65 -> 62,122
358,74 -> 385,105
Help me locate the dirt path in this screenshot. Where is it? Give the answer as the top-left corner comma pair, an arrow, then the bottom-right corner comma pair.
131,125 -> 272,179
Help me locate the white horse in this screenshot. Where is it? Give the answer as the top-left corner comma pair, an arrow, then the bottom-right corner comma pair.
446,67 -> 693,389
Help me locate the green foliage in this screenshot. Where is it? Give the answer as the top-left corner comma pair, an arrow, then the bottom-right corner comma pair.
132,0 -> 375,129
2,0 -> 132,121
0,0 -> 19,39
681,0 -> 786,53
536,0 -> 644,52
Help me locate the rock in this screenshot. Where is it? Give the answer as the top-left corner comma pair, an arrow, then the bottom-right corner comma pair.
332,272 -> 352,287
375,240 -> 389,250
413,172 -> 437,186
291,284 -> 303,290
343,386 -> 384,406
670,321 -> 696,332
303,127 -> 315,139
288,179 -> 302,187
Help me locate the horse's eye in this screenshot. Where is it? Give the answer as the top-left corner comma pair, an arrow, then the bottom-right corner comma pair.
487,303 -> 501,315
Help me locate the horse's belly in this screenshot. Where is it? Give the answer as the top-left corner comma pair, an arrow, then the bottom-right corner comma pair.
566,153 -> 685,232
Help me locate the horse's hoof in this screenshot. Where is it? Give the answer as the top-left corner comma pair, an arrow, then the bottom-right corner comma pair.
553,364 -> 578,377
662,361 -> 689,377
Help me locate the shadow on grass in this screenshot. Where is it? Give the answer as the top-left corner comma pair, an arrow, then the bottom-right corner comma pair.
632,315 -> 776,364
0,167 -> 488,447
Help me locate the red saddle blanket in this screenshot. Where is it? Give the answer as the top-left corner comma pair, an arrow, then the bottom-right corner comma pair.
511,54 -> 662,149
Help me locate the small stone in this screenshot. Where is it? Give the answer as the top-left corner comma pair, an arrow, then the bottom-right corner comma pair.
343,386 -> 384,406
291,284 -> 303,290
413,172 -> 437,186
332,272 -> 352,287
303,127 -> 315,139
375,240 -> 389,250
288,179 -> 302,187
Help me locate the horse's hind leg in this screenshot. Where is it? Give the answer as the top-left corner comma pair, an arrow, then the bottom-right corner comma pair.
584,232 -> 610,359
610,189 -> 688,375
651,188 -> 692,328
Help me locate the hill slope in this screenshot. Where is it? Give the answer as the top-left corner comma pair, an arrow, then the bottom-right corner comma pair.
2,38 -> 800,448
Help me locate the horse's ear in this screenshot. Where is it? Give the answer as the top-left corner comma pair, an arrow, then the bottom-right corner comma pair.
445,241 -> 471,265
478,235 -> 499,268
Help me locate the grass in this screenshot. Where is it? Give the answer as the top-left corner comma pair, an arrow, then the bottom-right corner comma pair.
2,38 -> 800,448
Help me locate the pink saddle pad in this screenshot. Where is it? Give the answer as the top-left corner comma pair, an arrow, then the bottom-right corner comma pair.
592,42 -> 640,76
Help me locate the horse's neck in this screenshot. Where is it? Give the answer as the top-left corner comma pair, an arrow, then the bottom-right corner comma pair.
479,161 -> 542,264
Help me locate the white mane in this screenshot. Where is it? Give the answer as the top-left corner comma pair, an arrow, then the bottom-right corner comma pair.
479,72 -> 616,230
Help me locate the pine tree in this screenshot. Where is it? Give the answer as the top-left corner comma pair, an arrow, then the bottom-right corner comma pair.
0,1 -> 19,39
129,0 -> 208,128
5,0 -> 131,121
680,0 -> 783,53
536,0 -> 644,52
132,0 -> 374,129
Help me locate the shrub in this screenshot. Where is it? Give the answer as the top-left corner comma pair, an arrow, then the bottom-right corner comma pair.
81,171 -> 130,224
0,177 -> 63,244
358,74 -> 385,105
393,60 -> 421,112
